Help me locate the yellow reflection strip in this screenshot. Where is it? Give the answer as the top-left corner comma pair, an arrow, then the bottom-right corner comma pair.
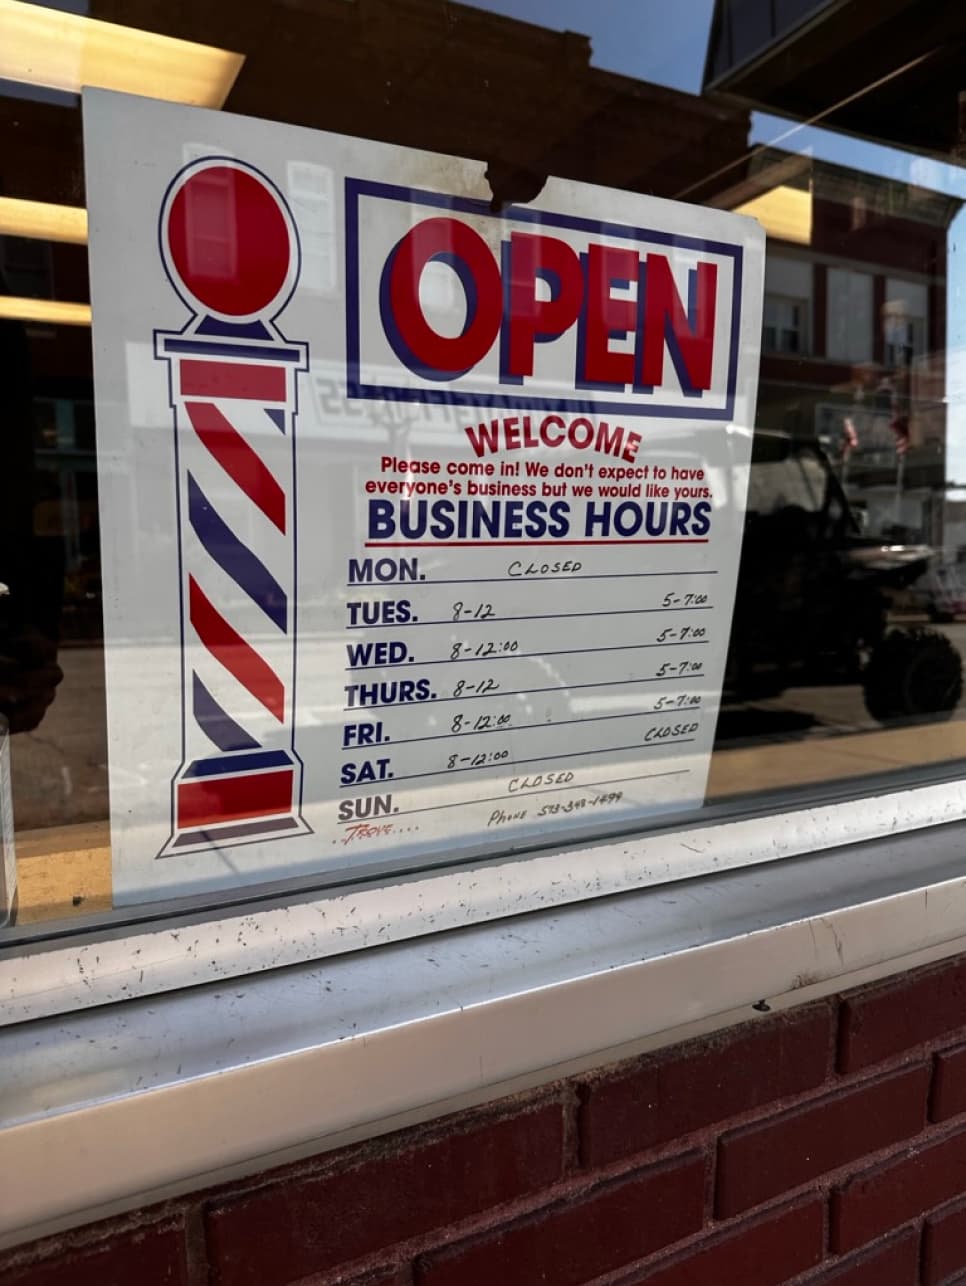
735,186 -> 813,245
0,0 -> 243,108
0,197 -> 88,245
0,297 -> 92,326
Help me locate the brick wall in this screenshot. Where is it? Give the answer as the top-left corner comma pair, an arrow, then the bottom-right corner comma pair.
9,951 -> 966,1286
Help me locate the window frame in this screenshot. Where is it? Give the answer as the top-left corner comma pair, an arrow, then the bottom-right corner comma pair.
6,796 -> 966,1247
5,770 -> 966,1025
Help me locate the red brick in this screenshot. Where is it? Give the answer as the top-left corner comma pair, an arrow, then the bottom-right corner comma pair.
414,1152 -> 706,1286
0,1221 -> 187,1286
341,1270 -> 412,1286
205,1102 -> 565,1286
933,1046 -> 966,1122
839,956 -> 966,1072
800,1231 -> 919,1285
925,1196 -> 966,1284
626,1198 -> 824,1286
716,1064 -> 929,1217
580,1005 -> 831,1167
832,1124 -> 966,1252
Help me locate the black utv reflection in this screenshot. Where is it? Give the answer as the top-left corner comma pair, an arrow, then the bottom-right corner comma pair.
722,430 -> 963,726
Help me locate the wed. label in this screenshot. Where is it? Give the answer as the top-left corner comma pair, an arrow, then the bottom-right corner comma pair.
84,90 -> 765,904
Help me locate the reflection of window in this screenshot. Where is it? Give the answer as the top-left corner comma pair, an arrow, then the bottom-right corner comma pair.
884,278 -> 928,367
763,294 -> 808,354
884,316 -> 925,368
179,163 -> 238,285
827,268 -> 873,363
747,451 -> 827,515
182,142 -> 235,165
763,255 -> 811,354
412,209 -> 457,313
287,162 -> 336,293
0,235 -> 53,299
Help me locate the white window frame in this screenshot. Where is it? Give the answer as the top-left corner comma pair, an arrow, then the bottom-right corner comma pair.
5,772 -> 966,1024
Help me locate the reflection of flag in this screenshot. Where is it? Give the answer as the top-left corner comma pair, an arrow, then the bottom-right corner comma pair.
891,413 -> 910,456
842,415 -> 859,459
884,376 -> 910,456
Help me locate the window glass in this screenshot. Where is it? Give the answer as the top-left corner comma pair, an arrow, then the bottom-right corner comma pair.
1,0 -> 965,937
763,296 -> 808,355
826,268 -> 874,363
884,277 -> 928,365
763,256 -> 812,356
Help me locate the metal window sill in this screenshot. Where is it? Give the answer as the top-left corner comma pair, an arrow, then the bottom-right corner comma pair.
3,818 -> 966,1248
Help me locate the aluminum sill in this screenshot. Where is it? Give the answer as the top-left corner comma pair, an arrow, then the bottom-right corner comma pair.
3,818 -> 966,1247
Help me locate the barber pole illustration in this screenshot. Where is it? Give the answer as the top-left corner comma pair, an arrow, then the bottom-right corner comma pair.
156,157 -> 309,854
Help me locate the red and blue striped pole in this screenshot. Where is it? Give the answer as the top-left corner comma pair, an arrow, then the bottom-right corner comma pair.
156,158 -> 309,854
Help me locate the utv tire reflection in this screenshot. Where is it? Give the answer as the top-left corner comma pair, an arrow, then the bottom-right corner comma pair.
863,627 -> 964,723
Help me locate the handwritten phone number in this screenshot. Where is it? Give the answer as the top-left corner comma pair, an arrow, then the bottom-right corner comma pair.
537,791 -> 623,817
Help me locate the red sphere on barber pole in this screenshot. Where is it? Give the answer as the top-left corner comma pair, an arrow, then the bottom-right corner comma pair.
163,161 -> 295,320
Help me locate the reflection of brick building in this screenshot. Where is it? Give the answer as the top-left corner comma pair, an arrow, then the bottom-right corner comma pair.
703,0 -> 965,547
3,0 -> 961,579
2,0 -> 753,641
721,150 -> 961,544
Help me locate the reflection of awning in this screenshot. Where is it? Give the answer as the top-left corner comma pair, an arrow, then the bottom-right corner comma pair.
703,0 -> 966,163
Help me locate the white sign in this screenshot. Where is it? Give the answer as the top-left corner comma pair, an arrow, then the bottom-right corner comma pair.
84,90 -> 765,905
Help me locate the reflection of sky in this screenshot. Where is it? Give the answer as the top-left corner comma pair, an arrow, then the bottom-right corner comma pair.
463,0 -> 715,92
467,0 -> 966,487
